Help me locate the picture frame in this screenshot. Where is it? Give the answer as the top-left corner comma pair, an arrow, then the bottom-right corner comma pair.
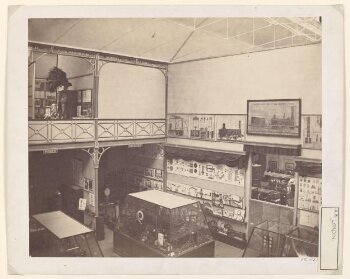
285,162 -> 295,171
247,99 -> 301,137
82,89 -> 92,103
155,169 -> 163,179
302,114 -> 322,150
84,178 -> 93,192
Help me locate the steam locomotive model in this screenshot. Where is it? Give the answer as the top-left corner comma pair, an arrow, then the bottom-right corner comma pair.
218,122 -> 242,140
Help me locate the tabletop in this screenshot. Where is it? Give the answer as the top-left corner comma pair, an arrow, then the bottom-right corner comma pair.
32,211 -> 93,239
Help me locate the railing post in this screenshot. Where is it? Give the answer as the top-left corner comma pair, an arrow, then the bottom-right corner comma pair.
133,120 -> 136,139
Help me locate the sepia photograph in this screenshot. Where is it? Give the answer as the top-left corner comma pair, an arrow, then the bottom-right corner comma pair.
4,4 -> 345,275
27,16 -> 322,258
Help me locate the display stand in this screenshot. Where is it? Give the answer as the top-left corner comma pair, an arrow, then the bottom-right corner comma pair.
243,220 -> 292,257
243,220 -> 318,257
283,226 -> 318,257
30,211 -> 103,257
113,190 -> 215,257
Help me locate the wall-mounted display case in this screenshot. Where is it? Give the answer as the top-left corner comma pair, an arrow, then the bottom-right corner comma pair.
190,115 -> 215,140
168,114 -> 189,138
216,115 -> 246,142
167,158 -> 245,187
251,155 -> 296,207
302,115 -> 322,150
113,190 -> 214,257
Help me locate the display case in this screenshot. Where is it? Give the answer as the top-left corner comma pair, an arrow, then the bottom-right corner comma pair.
113,190 -> 214,257
30,211 -> 103,257
168,114 -> 189,138
283,226 -> 319,257
251,167 -> 295,207
243,221 -> 293,257
243,221 -> 319,257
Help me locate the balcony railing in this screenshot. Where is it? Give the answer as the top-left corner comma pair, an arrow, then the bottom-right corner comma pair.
97,119 -> 166,141
28,119 -> 95,144
28,119 -> 166,145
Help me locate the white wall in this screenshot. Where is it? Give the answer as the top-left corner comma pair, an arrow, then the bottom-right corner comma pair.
168,44 -> 321,115
58,55 -> 94,90
98,63 -> 166,119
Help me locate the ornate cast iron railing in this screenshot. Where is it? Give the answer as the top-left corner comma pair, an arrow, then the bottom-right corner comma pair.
28,119 -> 95,144
97,119 -> 166,141
28,119 -> 166,145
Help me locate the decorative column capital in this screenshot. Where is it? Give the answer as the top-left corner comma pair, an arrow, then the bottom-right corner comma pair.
82,146 -> 111,169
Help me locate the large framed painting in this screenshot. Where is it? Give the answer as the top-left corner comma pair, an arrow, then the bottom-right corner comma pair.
247,99 -> 301,137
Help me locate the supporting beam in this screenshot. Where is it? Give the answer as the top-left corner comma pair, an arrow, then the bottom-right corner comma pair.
169,31 -> 196,62
293,171 -> 300,226
245,152 -> 253,238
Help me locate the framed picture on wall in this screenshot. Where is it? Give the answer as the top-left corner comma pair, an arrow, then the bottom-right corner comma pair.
247,99 -> 301,137
285,162 -> 295,171
84,178 -> 93,192
82,89 -> 92,103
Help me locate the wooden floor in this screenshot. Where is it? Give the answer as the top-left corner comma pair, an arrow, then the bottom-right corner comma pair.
98,226 -> 244,257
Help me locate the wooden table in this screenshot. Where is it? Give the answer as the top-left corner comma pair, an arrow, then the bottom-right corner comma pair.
31,211 -> 103,257
32,210 -> 92,239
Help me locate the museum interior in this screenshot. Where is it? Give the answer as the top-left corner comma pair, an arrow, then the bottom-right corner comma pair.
28,18 -> 322,257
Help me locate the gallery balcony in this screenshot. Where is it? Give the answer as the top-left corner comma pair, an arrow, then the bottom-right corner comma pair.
28,118 -> 166,151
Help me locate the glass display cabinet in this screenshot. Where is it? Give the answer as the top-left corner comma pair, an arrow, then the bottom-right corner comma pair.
243,221 -> 319,257
283,226 -> 319,257
30,211 -> 103,257
243,221 -> 293,257
113,190 -> 215,257
168,114 -> 189,138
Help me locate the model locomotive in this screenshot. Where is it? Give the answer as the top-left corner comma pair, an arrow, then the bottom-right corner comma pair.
218,122 -> 243,140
